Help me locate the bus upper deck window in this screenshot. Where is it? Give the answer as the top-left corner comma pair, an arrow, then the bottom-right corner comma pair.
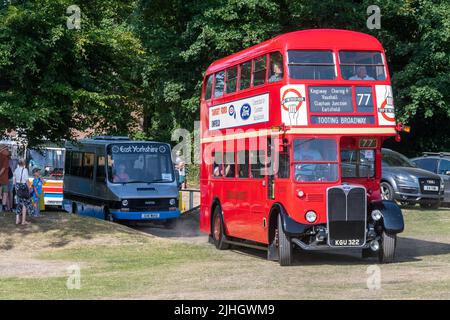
240,61 -> 251,90
204,74 -> 213,100
288,50 -> 335,80
226,67 -> 238,94
339,51 -> 386,80
214,71 -> 225,98
252,55 -> 267,87
269,52 -> 283,83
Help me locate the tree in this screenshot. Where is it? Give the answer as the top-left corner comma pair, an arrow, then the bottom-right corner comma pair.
135,0 -> 450,155
0,0 -> 145,146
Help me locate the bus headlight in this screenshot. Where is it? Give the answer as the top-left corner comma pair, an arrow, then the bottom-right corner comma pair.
169,198 -> 176,206
122,199 -> 128,207
371,209 -> 382,221
305,211 -> 317,223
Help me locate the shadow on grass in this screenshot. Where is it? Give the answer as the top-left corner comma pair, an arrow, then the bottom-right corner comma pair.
227,236 -> 450,266
0,210 -> 139,251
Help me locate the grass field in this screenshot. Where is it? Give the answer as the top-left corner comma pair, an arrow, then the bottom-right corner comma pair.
0,207 -> 449,299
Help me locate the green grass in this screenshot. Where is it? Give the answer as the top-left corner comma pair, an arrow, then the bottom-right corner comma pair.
0,207 -> 449,299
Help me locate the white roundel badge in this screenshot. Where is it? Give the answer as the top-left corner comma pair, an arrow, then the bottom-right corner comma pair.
280,85 -> 308,126
112,146 -> 120,153
159,145 -> 167,153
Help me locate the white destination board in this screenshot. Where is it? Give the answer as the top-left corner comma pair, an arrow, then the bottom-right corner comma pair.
209,93 -> 269,130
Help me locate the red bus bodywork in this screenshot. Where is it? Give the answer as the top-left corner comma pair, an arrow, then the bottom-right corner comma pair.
199,29 -> 401,259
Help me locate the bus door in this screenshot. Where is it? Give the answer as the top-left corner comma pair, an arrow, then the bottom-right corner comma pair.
246,142 -> 268,243
93,150 -> 108,199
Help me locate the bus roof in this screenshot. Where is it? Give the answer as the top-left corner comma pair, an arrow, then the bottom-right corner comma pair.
65,138 -> 169,148
206,29 -> 384,74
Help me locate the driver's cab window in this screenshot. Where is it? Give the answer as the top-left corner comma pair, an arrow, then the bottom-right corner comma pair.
293,139 -> 338,182
341,149 -> 375,178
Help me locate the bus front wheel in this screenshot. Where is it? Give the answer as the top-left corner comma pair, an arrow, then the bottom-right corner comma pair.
104,208 -> 115,223
212,206 -> 230,250
277,214 -> 292,266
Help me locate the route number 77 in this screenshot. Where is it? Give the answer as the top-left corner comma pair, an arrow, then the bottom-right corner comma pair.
357,93 -> 371,106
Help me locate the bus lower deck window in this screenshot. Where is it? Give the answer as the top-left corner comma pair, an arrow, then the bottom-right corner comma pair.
250,150 -> 265,179
237,150 -> 249,178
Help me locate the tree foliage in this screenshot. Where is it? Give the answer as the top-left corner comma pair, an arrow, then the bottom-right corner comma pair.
0,0 -> 144,145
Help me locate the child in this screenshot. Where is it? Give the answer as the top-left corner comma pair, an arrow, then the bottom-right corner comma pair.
31,168 -> 44,217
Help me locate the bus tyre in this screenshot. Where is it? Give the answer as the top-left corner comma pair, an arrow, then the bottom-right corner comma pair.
72,203 -> 78,215
212,206 -> 229,250
277,214 -> 292,266
378,231 -> 396,263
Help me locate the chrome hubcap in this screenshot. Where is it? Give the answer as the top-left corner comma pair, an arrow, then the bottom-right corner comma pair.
381,185 -> 390,200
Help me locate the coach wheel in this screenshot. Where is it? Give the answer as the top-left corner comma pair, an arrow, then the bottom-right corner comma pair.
104,208 -> 115,223
378,231 -> 397,263
277,214 -> 292,266
380,182 -> 394,201
212,206 -> 229,250
72,203 -> 78,215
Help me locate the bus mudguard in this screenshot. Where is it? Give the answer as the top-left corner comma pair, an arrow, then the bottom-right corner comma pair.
273,203 -> 308,237
371,200 -> 404,234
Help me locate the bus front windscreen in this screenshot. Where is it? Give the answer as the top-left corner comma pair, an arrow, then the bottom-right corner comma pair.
339,51 -> 386,80
107,143 -> 174,184
28,148 -> 65,180
293,138 -> 338,182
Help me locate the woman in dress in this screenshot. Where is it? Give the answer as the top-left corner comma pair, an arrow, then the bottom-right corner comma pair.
13,159 -> 33,225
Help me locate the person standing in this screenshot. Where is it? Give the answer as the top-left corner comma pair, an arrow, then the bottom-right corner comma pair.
178,161 -> 187,189
0,145 -> 10,212
31,168 -> 44,217
13,159 -> 33,225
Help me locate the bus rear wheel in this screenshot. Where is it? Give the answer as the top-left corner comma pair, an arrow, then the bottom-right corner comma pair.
277,214 -> 292,266
212,206 -> 229,250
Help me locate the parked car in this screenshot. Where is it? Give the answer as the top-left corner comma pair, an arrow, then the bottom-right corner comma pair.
411,152 -> 450,204
381,148 -> 444,209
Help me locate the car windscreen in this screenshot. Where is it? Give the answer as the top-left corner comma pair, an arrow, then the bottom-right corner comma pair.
339,51 -> 386,80
288,50 -> 336,80
28,148 -> 65,180
382,150 -> 414,167
107,143 -> 174,184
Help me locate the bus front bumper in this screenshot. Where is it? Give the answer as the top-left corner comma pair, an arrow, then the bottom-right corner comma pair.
110,209 -> 180,221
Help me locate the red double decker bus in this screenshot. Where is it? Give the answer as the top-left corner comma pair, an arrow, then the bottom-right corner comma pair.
199,29 -> 405,266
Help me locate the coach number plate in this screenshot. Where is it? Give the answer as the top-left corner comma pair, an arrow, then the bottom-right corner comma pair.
142,213 -> 160,219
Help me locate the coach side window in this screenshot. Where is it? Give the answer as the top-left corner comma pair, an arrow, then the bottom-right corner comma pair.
240,61 -> 251,90
71,152 -> 83,176
82,153 -> 95,179
252,55 -> 266,87
204,74 -> 213,100
226,66 -> 238,94
96,155 -> 106,182
269,52 -> 283,83
214,71 -> 225,98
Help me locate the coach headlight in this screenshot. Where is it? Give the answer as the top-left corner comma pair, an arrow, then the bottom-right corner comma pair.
371,209 -> 382,221
122,199 -> 128,207
169,198 -> 176,206
305,211 -> 317,223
